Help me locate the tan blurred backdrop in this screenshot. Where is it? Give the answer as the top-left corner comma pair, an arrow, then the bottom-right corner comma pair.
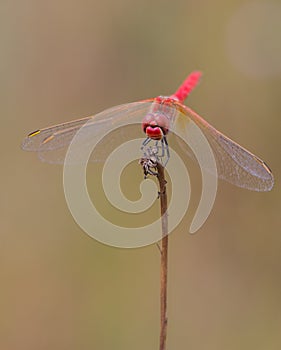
1,1 -> 281,349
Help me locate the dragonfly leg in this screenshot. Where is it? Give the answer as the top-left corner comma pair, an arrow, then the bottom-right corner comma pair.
142,137 -> 152,147
161,137 -> 170,166
141,136 -> 170,168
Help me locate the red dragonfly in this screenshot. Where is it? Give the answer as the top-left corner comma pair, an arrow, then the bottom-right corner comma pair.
22,72 -> 274,191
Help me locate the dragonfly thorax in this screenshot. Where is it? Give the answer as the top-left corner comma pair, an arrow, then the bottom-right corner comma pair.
142,112 -> 170,140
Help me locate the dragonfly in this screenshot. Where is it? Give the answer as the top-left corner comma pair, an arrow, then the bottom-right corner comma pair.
22,71 -> 274,192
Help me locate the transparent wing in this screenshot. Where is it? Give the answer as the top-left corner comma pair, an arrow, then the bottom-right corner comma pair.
22,97 -> 274,191
21,100 -> 154,164
173,102 -> 274,191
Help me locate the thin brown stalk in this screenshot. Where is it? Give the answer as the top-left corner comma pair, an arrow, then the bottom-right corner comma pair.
156,162 -> 168,350
140,158 -> 169,350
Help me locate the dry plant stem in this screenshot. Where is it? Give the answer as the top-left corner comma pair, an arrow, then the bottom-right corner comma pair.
156,162 -> 168,350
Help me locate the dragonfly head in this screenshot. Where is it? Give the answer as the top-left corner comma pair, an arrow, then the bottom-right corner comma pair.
142,112 -> 170,140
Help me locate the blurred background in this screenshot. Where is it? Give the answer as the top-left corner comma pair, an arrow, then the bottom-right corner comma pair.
1,0 -> 281,349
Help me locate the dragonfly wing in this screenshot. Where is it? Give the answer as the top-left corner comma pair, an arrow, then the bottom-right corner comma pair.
22,100 -> 154,164
173,103 -> 274,191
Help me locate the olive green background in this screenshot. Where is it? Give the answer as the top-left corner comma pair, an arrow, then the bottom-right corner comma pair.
1,1 -> 281,349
